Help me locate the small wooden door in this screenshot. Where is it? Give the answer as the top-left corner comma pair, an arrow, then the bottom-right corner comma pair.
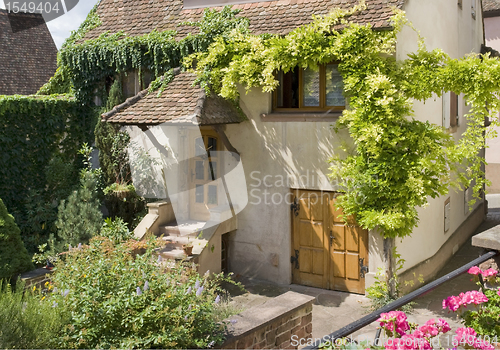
292,190 -> 368,294
189,129 -> 220,221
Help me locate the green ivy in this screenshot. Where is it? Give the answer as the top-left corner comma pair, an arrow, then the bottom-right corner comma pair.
185,3 -> 500,238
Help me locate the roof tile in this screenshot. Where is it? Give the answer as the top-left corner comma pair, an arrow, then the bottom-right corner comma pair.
84,0 -> 404,40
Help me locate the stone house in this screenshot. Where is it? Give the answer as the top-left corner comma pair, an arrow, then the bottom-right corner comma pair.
0,10 -> 57,95
91,0 -> 486,294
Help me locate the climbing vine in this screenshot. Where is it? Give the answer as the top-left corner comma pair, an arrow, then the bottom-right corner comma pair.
185,2 -> 500,238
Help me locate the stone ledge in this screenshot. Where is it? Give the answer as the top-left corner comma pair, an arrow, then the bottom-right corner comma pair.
221,291 -> 315,349
472,225 -> 500,251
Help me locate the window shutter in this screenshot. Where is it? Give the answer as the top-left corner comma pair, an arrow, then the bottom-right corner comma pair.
450,92 -> 458,127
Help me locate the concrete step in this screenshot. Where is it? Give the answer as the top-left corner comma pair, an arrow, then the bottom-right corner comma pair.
159,220 -> 207,238
159,247 -> 187,260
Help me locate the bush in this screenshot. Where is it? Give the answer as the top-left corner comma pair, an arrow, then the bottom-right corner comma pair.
0,198 -> 33,279
104,183 -> 146,228
49,237 -> 235,349
100,217 -> 133,244
55,170 -> 103,250
0,281 -> 69,349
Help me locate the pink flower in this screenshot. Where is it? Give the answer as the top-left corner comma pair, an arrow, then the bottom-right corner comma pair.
378,311 -> 410,336
416,324 -> 439,338
385,335 -> 431,350
482,268 -> 498,278
468,266 -> 483,275
497,288 -> 500,297
455,327 -> 477,345
436,319 -> 451,333
443,295 -> 462,312
475,338 -> 495,350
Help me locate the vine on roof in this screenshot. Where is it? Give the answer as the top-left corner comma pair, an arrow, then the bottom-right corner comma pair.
185,1 -> 500,238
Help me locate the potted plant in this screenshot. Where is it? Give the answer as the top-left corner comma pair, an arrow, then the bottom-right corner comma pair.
183,239 -> 193,256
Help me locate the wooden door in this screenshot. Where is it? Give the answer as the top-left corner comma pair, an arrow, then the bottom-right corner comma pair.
291,190 -> 368,294
189,129 -> 220,221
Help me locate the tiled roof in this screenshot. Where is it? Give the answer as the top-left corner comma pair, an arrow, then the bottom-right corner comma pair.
102,70 -> 246,126
84,0 -> 405,40
483,0 -> 500,14
0,10 -> 57,95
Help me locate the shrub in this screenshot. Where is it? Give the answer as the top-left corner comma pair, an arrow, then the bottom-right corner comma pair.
0,198 -> 33,279
103,183 -> 146,228
100,217 -> 133,244
0,281 -> 69,349
49,237 -> 235,349
55,170 -> 103,250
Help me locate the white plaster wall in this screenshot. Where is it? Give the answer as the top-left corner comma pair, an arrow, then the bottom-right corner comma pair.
484,16 -> 500,191
224,88 -> 351,284
395,0 -> 484,272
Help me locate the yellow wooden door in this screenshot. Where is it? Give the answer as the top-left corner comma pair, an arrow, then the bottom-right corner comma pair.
292,190 -> 329,289
291,190 -> 368,294
189,129 -> 220,221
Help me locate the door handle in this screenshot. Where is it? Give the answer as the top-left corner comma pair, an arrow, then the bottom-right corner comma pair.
330,230 -> 335,246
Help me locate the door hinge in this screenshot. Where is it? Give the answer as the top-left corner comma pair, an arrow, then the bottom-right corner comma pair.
290,249 -> 299,269
359,258 -> 369,278
291,198 -> 300,217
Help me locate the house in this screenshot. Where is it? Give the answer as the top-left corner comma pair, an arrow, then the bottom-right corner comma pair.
483,0 -> 500,197
0,10 -> 57,95
93,0 -> 485,294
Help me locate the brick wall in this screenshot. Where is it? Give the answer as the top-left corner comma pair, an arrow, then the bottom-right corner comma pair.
221,291 -> 315,349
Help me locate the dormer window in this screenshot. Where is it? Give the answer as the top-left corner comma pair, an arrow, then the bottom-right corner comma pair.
122,70 -> 152,98
273,64 -> 345,112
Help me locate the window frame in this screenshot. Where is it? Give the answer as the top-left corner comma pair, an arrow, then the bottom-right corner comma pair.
272,63 -> 345,113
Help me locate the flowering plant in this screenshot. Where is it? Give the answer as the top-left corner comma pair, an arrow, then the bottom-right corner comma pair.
443,266 -> 500,338
47,236 -> 240,349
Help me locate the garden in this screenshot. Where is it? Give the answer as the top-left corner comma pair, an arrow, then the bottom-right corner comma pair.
3,1 -> 500,348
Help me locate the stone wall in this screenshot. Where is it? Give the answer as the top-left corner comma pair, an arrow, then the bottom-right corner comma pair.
221,291 -> 315,349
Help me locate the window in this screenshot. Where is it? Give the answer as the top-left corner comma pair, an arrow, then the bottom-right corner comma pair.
274,64 -> 345,112
122,70 -> 152,98
442,91 -> 459,130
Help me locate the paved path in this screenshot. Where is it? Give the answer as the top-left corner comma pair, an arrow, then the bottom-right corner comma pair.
228,206 -> 500,347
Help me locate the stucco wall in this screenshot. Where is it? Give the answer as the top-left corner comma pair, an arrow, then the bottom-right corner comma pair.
224,88 -> 349,284
485,16 -> 500,192
394,0 -> 484,273
223,0 -> 485,286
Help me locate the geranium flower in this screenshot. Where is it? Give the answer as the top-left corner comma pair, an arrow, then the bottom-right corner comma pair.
416,324 -> 439,338
436,319 -> 451,333
377,311 -> 409,336
443,295 -> 462,311
482,268 -> 498,278
468,266 -> 482,275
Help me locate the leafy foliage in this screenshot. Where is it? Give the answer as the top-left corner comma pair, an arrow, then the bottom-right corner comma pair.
0,95 -> 97,250
0,281 -> 69,349
185,3 -> 500,238
55,170 -> 103,250
49,237 -> 235,349
57,6 -> 248,104
100,217 -> 133,244
0,198 -> 33,279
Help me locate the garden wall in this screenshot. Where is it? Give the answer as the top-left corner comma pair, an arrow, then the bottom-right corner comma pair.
221,291 -> 315,349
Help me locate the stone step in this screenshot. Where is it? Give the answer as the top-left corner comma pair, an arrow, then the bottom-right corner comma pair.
159,247 -> 187,260
159,220 -> 206,238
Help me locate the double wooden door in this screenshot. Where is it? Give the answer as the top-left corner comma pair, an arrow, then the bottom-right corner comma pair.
291,190 -> 368,294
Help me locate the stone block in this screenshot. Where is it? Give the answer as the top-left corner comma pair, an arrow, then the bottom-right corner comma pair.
276,320 -> 291,335
275,330 -> 292,346
266,330 -> 276,344
305,323 -> 312,334
301,313 -> 313,327
472,227 -> 500,251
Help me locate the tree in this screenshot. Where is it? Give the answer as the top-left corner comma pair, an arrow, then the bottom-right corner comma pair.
0,198 -> 33,280
55,171 -> 103,249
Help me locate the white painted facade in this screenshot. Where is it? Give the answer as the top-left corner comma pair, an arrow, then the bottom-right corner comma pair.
484,14 -> 500,193
221,0 -> 486,289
